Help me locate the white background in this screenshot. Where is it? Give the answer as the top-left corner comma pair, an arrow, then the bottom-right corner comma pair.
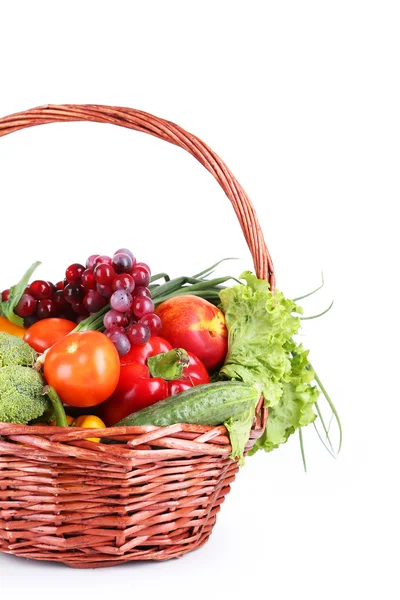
0,1 -> 399,598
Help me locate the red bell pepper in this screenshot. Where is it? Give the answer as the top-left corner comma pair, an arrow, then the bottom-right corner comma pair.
101,336 -> 210,426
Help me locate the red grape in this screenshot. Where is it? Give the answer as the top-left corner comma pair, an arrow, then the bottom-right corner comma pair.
54,290 -> 68,312
70,300 -> 89,316
1,289 -> 10,301
83,290 -> 108,313
94,263 -> 115,285
86,254 -> 99,269
112,273 -> 135,293
14,294 -> 37,317
107,330 -> 131,356
110,290 -> 133,312
36,298 -> 57,319
112,253 -> 133,274
139,313 -> 162,336
114,248 -> 136,262
81,269 -> 96,290
29,280 -> 53,300
103,309 -> 129,329
131,266 -> 150,287
127,323 -> 151,345
133,286 -> 152,298
106,325 -> 126,335
132,296 -> 154,319
94,255 -> 112,267
135,262 -> 151,275
64,283 -> 85,304
23,314 -> 39,328
65,263 -> 85,283
96,283 -> 114,298
55,281 -> 64,291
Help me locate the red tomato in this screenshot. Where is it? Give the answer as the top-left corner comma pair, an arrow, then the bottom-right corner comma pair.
120,336 -> 172,366
43,331 -> 120,407
24,318 -> 76,353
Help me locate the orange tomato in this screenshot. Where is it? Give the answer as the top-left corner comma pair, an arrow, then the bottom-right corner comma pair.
44,331 -> 120,407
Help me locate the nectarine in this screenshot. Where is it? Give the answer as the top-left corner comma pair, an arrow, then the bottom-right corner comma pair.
155,295 -> 228,372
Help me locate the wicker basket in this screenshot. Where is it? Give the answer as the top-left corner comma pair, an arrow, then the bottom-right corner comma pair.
0,105 -> 274,568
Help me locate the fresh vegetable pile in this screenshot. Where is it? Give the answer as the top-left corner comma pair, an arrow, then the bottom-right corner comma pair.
0,249 -> 340,467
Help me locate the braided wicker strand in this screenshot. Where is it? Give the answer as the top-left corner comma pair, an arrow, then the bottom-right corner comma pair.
0,105 -> 270,567
0,104 -> 275,288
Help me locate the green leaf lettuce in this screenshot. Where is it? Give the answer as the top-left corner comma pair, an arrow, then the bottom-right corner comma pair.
219,271 -> 319,454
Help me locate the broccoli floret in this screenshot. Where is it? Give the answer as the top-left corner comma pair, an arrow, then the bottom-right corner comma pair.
0,332 -> 38,368
0,365 -> 50,424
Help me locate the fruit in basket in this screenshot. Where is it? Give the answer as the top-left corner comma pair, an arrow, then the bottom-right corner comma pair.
43,331 -> 120,407
155,295 -> 228,371
23,318 -> 76,353
73,414 -> 106,442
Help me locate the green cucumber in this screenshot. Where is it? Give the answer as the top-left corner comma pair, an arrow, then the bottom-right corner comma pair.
116,381 -> 260,427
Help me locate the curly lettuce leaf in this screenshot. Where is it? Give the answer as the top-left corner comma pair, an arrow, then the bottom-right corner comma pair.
219,271 -> 301,407
249,344 -> 319,454
219,272 -> 319,454
225,406 -> 255,466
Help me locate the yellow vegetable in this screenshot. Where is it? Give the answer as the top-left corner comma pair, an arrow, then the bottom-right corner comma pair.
50,415 -> 75,426
0,316 -> 26,339
73,414 -> 106,442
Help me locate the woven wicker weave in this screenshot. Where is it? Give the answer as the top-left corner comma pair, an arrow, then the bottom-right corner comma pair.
0,105 -> 273,568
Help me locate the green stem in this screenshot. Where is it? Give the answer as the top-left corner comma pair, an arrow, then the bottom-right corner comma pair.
147,348 -> 190,380
314,400 -> 335,453
192,257 -> 238,279
312,368 -> 342,453
74,305 -> 109,332
299,427 -> 307,472
300,301 -> 334,320
43,385 -> 68,427
293,272 -> 325,302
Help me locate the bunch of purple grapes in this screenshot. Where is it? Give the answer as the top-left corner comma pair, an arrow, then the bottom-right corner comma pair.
1,248 -> 162,356
78,248 -> 162,355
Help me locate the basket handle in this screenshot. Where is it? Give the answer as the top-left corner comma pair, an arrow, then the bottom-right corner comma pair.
0,104 -> 275,287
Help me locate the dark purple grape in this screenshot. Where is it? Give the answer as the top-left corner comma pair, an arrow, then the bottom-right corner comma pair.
36,298 -> 57,319
64,283 -> 85,304
112,252 -> 133,274
24,314 -> 39,328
